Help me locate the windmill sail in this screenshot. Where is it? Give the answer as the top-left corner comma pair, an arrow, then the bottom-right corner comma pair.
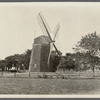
53,23 -> 60,41
38,12 -> 52,42
37,15 -> 48,37
47,43 -> 54,64
39,12 -> 51,35
38,12 -> 61,56
47,24 -> 60,64
37,12 -> 61,66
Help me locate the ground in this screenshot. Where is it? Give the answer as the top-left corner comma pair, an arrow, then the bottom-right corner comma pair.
0,78 -> 100,94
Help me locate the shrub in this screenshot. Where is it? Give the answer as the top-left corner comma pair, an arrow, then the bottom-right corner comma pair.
43,73 -> 48,79
38,75 -> 42,78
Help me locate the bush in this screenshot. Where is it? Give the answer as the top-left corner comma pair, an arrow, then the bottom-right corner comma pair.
37,75 -> 42,78
60,75 -> 64,79
49,76 -> 53,79
43,73 -> 48,79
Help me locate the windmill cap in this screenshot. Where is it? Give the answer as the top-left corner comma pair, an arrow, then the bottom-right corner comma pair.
34,35 -> 51,44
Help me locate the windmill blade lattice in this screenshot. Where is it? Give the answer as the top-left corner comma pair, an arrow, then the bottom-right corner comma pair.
47,24 -> 60,64
37,15 -> 48,37
39,12 -> 51,35
37,12 -> 61,65
53,23 -> 60,41
47,42 -> 54,64
38,12 -> 61,55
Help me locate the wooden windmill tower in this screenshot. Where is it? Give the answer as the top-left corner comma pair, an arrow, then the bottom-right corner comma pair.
29,12 -> 61,72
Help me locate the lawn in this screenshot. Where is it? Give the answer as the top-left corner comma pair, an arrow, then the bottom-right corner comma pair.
0,78 -> 100,94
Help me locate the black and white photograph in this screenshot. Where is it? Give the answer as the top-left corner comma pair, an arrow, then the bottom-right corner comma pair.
0,2 -> 100,97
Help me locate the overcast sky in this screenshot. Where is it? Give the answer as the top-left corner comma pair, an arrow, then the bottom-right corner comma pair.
0,2 -> 100,59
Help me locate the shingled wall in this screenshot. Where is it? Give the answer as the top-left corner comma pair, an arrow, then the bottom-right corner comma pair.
40,44 -> 50,72
29,44 -> 41,72
29,35 -> 53,72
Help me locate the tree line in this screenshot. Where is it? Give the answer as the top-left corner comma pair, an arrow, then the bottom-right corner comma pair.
0,31 -> 100,73
58,31 -> 100,73
0,49 -> 31,71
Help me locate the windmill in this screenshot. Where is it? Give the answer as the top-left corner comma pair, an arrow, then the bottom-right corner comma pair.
29,12 -> 61,72
37,12 -> 61,65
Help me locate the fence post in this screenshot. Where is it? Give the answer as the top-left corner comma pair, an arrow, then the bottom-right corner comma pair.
79,70 -> 80,78
1,71 -> 3,76
29,71 -> 31,77
78,66 -> 81,78
14,72 -> 16,77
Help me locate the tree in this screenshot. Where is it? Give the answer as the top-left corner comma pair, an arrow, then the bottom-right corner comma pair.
73,31 -> 100,72
73,31 -> 100,56
4,49 -> 31,71
65,53 -> 76,70
13,49 -> 31,70
5,55 -> 15,70
84,52 -> 100,72
0,60 -> 5,71
22,49 -> 31,70
50,50 -> 62,71
57,56 -> 66,70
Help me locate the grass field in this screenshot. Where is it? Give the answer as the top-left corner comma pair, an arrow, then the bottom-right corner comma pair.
0,78 -> 100,94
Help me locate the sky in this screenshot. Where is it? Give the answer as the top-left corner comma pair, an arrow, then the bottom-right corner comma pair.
0,2 -> 100,59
